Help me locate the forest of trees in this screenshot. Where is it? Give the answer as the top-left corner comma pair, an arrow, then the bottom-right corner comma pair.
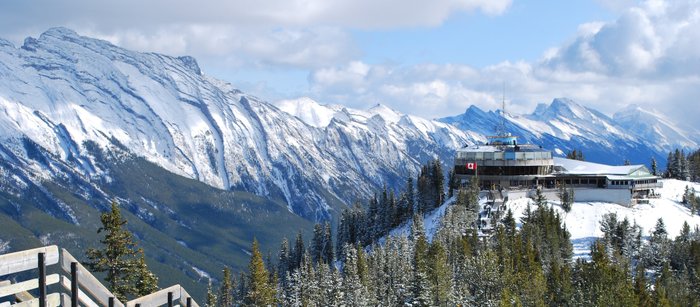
85,158 -> 700,306
665,148 -> 700,181
211,187 -> 700,306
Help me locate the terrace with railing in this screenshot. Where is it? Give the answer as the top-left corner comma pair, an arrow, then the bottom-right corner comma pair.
0,245 -> 199,307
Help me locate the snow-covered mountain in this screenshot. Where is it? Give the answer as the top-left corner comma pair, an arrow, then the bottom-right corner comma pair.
0,28 -> 476,220
440,98 -> 698,164
613,104 -> 700,152
0,28 -> 697,223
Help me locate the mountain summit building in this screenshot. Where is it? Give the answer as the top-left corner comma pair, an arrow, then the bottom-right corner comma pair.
454,133 -> 662,206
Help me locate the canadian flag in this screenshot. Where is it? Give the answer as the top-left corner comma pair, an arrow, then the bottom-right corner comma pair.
467,162 -> 477,170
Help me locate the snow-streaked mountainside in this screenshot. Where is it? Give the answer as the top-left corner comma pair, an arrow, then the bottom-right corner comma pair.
0,28 -> 478,220
440,98 -> 699,164
613,104 -> 700,152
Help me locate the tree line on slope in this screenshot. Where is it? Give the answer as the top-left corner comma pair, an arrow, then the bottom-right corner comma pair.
84,158 -> 700,306
665,148 -> 700,181
215,188 -> 700,306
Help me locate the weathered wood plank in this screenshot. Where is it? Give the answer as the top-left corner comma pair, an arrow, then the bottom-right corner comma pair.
0,274 -> 59,298
14,290 -> 34,302
126,285 -> 181,307
59,275 -> 100,307
12,292 -> 60,307
60,249 -> 123,307
0,246 -> 59,277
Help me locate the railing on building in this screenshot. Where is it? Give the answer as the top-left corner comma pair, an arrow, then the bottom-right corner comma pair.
0,246 -> 199,307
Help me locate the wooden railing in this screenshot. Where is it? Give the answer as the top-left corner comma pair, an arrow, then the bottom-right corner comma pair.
0,246 -> 199,307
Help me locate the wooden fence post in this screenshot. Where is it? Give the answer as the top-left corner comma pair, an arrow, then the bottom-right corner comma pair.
38,252 -> 46,307
71,262 -> 78,307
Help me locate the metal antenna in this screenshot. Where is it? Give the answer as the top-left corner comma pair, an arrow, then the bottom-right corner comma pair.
499,82 -> 506,135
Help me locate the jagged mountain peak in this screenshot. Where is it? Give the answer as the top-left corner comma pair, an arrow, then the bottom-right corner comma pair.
534,97 -> 593,120
367,103 -> 402,123
613,103 -> 698,150
275,97 -> 341,128
0,28 -> 479,220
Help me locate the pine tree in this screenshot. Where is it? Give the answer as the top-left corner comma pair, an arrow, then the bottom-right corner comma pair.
133,249 -> 158,296
634,264 -> 652,307
651,157 -> 658,176
342,244 -> 368,306
432,159 -> 445,209
205,280 -> 218,307
311,223 -> 324,264
86,201 -> 141,302
322,222 -> 334,264
666,151 -> 674,178
246,239 -> 276,306
448,168 -> 458,198
558,182 -> 573,213
427,240 -> 450,306
406,176 -> 416,218
411,215 -> 431,306
680,149 -> 690,180
278,238 -> 290,287
292,230 -> 305,271
219,266 -> 234,307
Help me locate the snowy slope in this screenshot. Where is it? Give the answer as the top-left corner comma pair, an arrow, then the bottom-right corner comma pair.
506,179 -> 700,257
0,28 -> 478,219
389,179 -> 700,259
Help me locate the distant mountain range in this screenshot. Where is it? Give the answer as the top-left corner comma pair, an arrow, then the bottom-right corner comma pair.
1,28 -> 698,294
439,97 -> 698,164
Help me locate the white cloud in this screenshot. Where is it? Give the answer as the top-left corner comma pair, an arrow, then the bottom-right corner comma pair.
0,0 -> 510,70
305,0 -> 700,124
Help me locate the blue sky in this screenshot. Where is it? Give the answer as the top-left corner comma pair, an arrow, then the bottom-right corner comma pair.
1,0 -> 698,124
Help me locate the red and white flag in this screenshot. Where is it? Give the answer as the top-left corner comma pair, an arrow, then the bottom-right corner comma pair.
467,162 -> 477,170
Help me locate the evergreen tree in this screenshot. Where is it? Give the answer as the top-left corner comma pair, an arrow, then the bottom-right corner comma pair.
292,230 -> 305,271
406,176 -> 416,218
566,149 -> 584,161
133,249 -> 158,296
448,168 -> 458,198
680,149 -> 690,180
666,151 -> 675,178
417,165 -> 432,214
342,244 -> 368,306
205,280 -> 218,307
86,201 -> 143,302
624,159 -> 631,165
246,239 -> 276,306
278,238 -> 290,286
411,215 -> 432,306
634,264 -> 653,307
643,218 -> 671,274
651,157 -> 658,176
432,159 -> 445,209
322,222 -> 334,264
311,223 -> 324,264
427,240 -> 450,305
219,266 -> 234,307
558,182 -> 574,213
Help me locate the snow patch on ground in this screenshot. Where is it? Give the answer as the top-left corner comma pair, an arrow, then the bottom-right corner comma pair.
192,265 -> 211,281
506,179 -> 700,257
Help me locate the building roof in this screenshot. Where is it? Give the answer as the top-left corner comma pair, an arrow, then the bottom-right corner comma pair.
553,157 -> 653,177
458,143 -> 548,153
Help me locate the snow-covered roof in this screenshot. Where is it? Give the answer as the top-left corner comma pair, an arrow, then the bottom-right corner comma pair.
553,157 -> 652,177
